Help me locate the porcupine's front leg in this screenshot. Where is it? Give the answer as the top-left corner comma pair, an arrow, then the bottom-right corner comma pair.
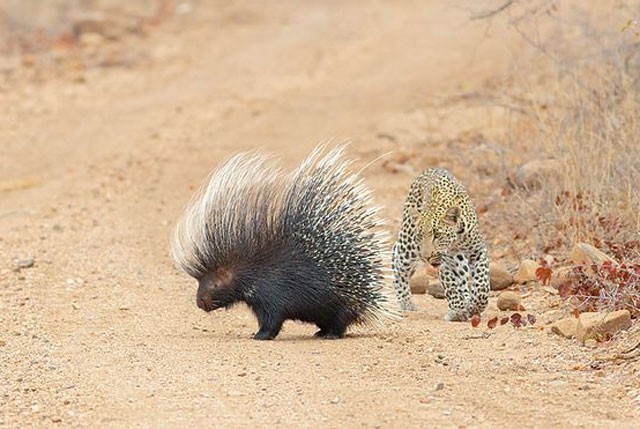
392,241 -> 419,311
440,254 -> 471,321
252,309 -> 284,340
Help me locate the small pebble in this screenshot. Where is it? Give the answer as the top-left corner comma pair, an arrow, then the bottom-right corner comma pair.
497,291 -> 522,311
427,282 -> 445,299
14,258 -> 34,269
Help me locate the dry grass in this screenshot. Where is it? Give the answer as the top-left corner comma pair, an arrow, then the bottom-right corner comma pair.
499,1 -> 640,259
484,1 -> 640,317
537,68 -> 640,250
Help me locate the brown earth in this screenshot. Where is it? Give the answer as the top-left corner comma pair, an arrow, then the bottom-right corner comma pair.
1,1 -> 638,427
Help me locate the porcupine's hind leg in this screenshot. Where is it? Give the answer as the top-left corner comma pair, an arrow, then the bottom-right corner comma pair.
314,323 -> 348,340
312,315 -> 345,339
314,305 -> 354,339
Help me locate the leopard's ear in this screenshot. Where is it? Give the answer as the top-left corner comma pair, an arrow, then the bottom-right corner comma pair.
443,206 -> 460,226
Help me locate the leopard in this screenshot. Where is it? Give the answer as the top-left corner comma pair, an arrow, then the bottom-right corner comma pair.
391,168 -> 490,321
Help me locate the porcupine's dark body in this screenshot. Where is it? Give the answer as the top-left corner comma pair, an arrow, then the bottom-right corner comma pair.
172,146 -> 397,340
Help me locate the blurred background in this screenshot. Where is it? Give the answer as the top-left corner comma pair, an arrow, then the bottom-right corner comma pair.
1,1 -> 639,427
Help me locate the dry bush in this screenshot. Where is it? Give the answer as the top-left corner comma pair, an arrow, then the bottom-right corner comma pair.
536,70 -> 640,252
486,1 -> 640,317
560,262 -> 640,317
537,257 -> 640,317
494,1 -> 640,258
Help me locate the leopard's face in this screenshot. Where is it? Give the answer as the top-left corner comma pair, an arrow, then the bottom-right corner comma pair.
414,205 -> 461,267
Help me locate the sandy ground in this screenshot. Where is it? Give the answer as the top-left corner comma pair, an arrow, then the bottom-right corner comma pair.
1,1 -> 639,427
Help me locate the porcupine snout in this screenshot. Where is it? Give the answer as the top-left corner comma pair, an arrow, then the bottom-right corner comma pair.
196,267 -> 238,312
196,278 -> 214,312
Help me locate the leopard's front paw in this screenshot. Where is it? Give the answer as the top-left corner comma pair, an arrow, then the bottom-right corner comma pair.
444,309 -> 468,322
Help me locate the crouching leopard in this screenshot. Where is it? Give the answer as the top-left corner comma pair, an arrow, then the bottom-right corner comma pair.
392,168 -> 489,320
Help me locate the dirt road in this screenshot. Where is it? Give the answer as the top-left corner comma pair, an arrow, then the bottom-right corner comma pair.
1,1 -> 638,427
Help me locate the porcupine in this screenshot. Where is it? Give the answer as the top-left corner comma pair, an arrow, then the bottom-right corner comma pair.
171,145 -> 398,340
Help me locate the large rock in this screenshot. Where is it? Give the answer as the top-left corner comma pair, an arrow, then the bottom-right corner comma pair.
575,310 -> 632,343
490,262 -> 513,290
515,259 -> 538,284
497,291 -> 522,311
513,159 -> 561,190
570,243 -> 615,265
409,270 -> 428,295
551,317 -> 578,338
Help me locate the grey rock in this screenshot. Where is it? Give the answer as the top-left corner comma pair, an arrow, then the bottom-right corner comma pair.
427,282 -> 445,299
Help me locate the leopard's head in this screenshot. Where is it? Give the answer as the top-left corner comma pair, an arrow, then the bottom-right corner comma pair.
412,205 -> 461,267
